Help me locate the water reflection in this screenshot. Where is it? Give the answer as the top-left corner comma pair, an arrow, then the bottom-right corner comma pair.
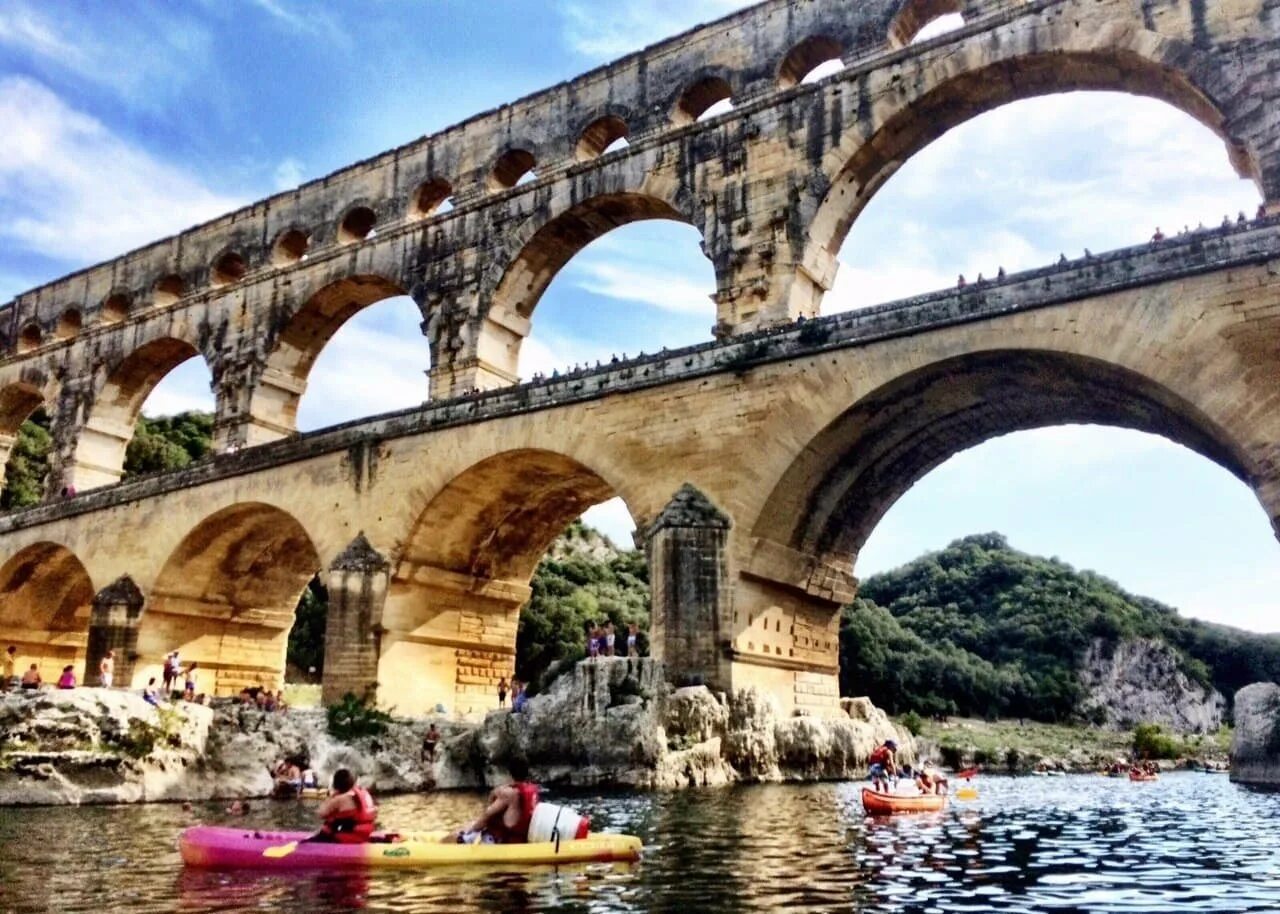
1,775 -> 1278,912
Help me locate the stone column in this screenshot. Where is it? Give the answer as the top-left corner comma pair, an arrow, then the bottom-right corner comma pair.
84,576 -> 145,687
644,484 -> 733,690
321,533 -> 390,706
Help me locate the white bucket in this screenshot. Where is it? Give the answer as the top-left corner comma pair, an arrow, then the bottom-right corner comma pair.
527,802 -> 590,843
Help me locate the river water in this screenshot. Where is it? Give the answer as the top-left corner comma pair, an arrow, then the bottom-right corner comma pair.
0,774 -> 1277,913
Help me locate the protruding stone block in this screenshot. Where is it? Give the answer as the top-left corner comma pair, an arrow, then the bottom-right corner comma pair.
644,484 -> 732,691
85,576 -> 145,687
321,533 -> 391,706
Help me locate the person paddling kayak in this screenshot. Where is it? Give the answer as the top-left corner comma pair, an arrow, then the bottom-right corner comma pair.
869,739 -> 899,792
448,758 -> 540,844
310,769 -> 377,843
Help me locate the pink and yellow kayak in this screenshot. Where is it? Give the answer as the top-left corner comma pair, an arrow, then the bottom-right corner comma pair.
179,826 -> 642,870
861,788 -> 948,815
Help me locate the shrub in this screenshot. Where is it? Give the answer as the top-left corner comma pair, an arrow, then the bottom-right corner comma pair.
939,743 -> 965,770
1133,723 -> 1182,760
326,691 -> 394,742
1005,747 -> 1021,772
900,711 -> 924,736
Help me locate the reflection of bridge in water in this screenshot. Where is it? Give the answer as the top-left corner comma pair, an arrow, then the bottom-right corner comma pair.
0,0 -> 1278,717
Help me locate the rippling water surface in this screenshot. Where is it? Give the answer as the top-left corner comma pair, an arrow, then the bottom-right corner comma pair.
0,774 -> 1277,913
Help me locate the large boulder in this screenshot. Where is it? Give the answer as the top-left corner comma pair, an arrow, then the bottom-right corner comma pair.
1078,638 -> 1226,733
1230,682 -> 1280,786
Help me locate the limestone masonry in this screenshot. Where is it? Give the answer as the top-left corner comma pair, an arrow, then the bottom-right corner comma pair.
1,0 -> 1279,718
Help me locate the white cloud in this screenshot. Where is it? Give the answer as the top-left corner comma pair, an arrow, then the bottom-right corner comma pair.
0,77 -> 241,268
243,0 -> 349,45
558,0 -> 751,58
570,261 -> 715,315
273,157 -> 306,191
582,498 -> 639,550
0,2 -> 212,107
141,358 -> 215,418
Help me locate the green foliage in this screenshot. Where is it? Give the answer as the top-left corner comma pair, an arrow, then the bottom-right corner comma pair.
123,412 -> 214,477
287,578 -> 328,678
899,711 -> 924,736
1133,723 -> 1183,760
516,526 -> 650,691
1,412 -> 51,509
116,719 -> 162,759
326,691 -> 394,742
842,533 -> 1280,724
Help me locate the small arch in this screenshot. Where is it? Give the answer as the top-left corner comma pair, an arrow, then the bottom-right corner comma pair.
17,324 -> 41,353
0,382 -> 45,435
489,149 -> 537,192
212,251 -> 248,286
778,36 -> 845,89
272,228 -> 310,265
412,178 -> 453,218
673,76 -> 734,126
102,293 -> 130,324
577,116 -> 630,161
55,309 -> 82,340
889,0 -> 964,48
153,274 -> 185,307
338,206 -> 378,244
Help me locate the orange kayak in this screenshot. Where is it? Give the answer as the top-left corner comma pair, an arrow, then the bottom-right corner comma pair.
1129,772 -> 1159,782
862,788 -> 948,815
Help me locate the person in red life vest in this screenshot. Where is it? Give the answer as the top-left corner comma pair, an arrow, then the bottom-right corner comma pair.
869,739 -> 898,792
448,758 -> 540,844
312,769 -> 377,843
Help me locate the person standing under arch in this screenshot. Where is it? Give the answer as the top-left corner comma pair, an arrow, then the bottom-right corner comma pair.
98,650 -> 114,688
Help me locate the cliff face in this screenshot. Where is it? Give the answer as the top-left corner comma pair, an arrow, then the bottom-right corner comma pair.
441,658 -> 914,789
1078,638 -> 1225,734
1230,682 -> 1280,786
0,660 -> 911,805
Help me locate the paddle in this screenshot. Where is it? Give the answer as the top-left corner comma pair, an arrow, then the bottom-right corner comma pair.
262,840 -> 299,859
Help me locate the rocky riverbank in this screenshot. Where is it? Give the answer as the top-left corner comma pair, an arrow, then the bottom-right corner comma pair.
0,659 -> 913,805
1230,682 -> 1280,786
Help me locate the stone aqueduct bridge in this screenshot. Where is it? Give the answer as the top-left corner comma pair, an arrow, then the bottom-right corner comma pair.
0,0 -> 1278,716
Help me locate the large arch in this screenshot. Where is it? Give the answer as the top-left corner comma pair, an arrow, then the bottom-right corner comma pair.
0,381 -> 50,503
384,449 -> 636,716
0,542 -> 94,680
70,338 -> 208,492
475,192 -> 701,384
136,502 -> 321,693
751,350 -> 1255,574
247,274 -> 408,440
804,37 -> 1261,302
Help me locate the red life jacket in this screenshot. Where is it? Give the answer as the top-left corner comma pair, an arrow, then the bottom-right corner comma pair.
322,786 -> 377,844
869,745 -> 893,766
491,781 -> 540,844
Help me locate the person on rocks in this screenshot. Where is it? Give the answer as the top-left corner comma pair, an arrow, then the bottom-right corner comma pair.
57,665 -> 76,689
273,758 -> 304,798
626,623 -> 639,657
586,622 -> 599,660
3,645 -> 16,691
20,663 -> 41,690
143,677 -> 161,706
511,681 -> 528,713
183,662 -> 198,701
497,677 -> 508,708
163,652 -> 178,695
99,650 -> 114,688
422,723 -> 441,763
446,758 -> 539,845
869,739 -> 899,792
605,622 -> 616,657
311,769 -> 378,843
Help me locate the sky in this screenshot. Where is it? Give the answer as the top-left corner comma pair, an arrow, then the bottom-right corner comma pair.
0,1 -> 1275,632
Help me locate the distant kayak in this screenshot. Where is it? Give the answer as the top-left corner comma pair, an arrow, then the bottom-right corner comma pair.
861,788 -> 947,815
1129,772 -> 1159,782
179,826 -> 643,870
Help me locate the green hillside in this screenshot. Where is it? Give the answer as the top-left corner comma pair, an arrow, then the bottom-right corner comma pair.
843,533 -> 1280,722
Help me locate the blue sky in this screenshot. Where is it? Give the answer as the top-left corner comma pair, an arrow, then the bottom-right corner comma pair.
0,1 -> 1275,632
